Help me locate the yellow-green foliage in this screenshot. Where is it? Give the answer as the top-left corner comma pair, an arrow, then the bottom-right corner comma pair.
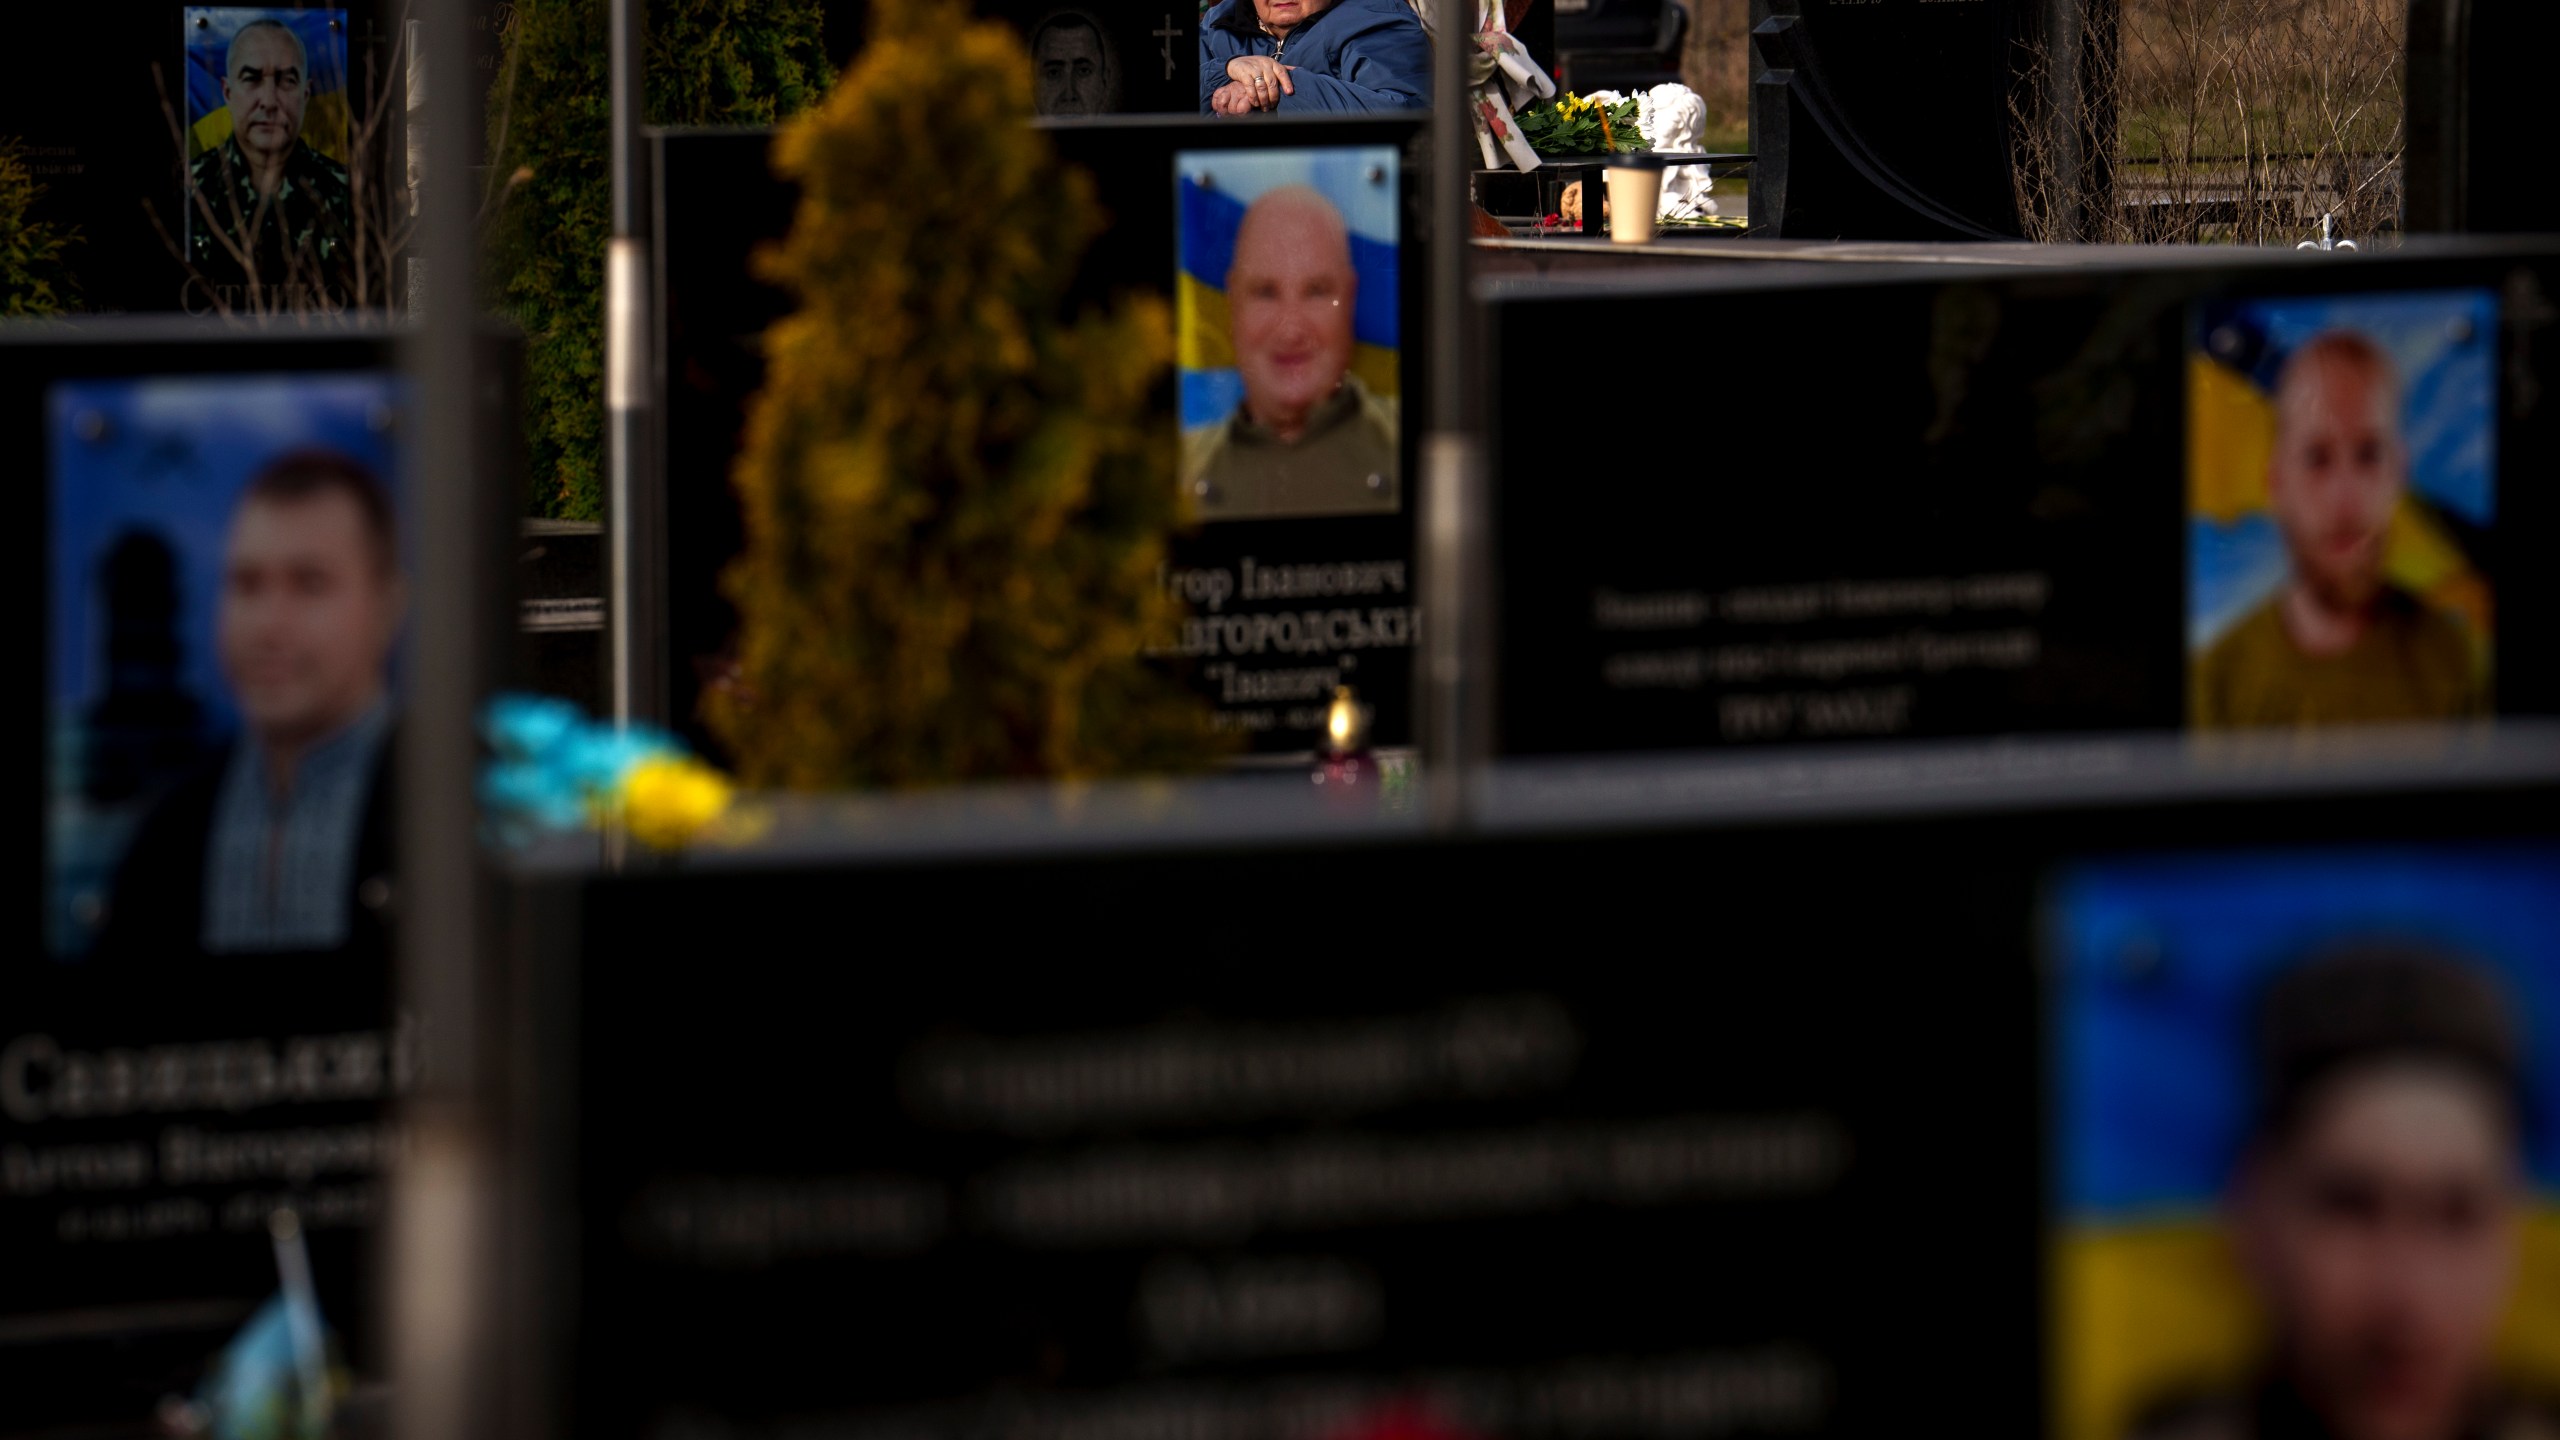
711,0 -> 1223,788
0,138 -> 76,316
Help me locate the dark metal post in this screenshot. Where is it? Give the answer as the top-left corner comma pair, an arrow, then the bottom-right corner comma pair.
2403,0 -> 2471,233
1422,0 -> 1488,829
391,0 -> 510,1435
606,0 -> 663,726
1747,0 -> 1782,235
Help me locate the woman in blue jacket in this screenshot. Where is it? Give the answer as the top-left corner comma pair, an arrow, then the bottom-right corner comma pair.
1200,0 -> 1433,115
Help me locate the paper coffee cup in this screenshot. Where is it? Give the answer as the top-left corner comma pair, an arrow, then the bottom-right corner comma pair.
1605,160 -> 1663,244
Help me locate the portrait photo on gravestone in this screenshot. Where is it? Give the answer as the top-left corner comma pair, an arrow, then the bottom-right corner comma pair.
1027,7 -> 1123,115
2187,291 -> 2498,732
1178,145 -> 1401,522
2052,848 -> 2560,1440
180,7 -> 357,314
47,371 -> 406,963
988,0 -> 1199,113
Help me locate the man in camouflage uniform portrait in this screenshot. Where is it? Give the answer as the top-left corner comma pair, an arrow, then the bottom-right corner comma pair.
188,17 -> 354,311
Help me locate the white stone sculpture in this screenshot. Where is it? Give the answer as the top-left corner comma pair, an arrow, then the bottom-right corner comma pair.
1636,82 -> 1717,218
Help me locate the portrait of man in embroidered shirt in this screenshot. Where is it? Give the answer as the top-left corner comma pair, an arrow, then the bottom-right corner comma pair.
183,11 -> 357,311
1177,150 -> 1402,521
2188,295 -> 2496,731
47,372 -> 406,962
94,450 -> 403,959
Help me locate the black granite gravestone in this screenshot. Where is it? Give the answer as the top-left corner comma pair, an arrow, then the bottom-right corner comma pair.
545,815 -> 2049,1440
520,768 -> 2560,1440
2407,0 -> 2560,236
821,0 -> 1223,113
3,3 -> 179,313
994,0 -> 1206,115
1747,0 -> 2039,240
0,326 -> 411,1435
1485,239 -> 2560,755
0,0 -> 421,314
654,117 -> 1430,762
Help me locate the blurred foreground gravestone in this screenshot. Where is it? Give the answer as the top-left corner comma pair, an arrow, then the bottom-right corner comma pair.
1747,0 -> 2036,239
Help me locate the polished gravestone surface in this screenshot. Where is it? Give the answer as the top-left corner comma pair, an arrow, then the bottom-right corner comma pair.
515,753 -> 2560,1440
653,117 -> 1430,762
1,324 -> 411,1435
2,0 -> 418,315
2407,0 -> 2560,237
1483,239 -> 2560,756
1747,0 -> 2035,240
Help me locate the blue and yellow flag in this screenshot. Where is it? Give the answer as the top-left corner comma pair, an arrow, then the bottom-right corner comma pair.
2051,849 -> 2560,1440
2186,290 -> 2498,652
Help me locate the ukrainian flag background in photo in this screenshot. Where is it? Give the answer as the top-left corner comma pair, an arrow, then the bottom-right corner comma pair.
2050,848 -> 2560,1440
1175,145 -> 1400,435
183,8 -> 352,165
2187,289 -> 2498,655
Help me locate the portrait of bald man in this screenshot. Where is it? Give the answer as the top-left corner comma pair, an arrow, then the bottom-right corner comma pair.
2191,330 -> 2484,729
1183,185 -> 1399,521
187,15 -> 356,310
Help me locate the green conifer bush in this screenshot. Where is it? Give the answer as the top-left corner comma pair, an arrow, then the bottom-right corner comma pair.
708,0 -> 1223,787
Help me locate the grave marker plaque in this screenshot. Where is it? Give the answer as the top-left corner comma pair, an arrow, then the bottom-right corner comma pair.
1486,243 -> 2560,756
655,117 -> 1429,761
524,773 -> 2560,1440
0,0 -> 409,314
1,328 -> 411,1433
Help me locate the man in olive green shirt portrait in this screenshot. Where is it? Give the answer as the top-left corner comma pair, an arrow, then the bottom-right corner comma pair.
1183,185 -> 1399,521
2191,332 -> 2484,730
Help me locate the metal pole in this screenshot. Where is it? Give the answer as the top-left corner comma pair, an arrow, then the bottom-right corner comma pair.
1422,0 -> 1487,830
1428,0 -> 1472,437
606,0 -> 662,727
391,0 -> 507,1435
